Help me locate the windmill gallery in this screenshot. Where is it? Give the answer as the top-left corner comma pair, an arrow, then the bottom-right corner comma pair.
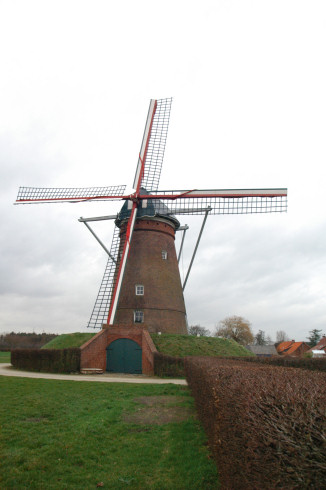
16,99 -> 287,374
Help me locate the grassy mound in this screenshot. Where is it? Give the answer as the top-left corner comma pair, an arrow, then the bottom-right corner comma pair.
42,332 -> 95,349
43,331 -> 253,357
151,333 -> 254,357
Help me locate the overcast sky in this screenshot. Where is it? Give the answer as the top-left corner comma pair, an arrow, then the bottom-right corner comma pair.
1,0 -> 325,342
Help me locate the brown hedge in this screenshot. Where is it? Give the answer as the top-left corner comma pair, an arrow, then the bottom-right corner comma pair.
185,357 -> 326,489
153,352 -> 185,377
234,355 -> 326,372
11,348 -> 80,373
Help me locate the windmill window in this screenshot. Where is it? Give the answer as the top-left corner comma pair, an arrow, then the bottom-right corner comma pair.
135,285 -> 144,296
162,250 -> 168,260
134,310 -> 144,323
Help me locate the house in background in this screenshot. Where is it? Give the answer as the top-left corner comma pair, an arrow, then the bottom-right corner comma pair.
276,340 -> 310,357
306,336 -> 326,358
246,345 -> 278,357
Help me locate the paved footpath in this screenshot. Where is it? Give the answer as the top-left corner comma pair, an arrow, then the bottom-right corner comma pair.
0,363 -> 187,385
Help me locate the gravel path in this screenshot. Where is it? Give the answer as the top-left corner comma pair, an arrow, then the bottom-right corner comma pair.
0,363 -> 187,385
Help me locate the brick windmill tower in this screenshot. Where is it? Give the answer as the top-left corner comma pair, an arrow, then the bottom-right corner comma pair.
16,98 -> 287,373
113,187 -> 186,333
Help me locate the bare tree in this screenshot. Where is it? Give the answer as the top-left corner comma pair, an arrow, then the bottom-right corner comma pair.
214,316 -> 254,345
266,335 -> 273,345
188,325 -> 210,336
276,330 -> 289,343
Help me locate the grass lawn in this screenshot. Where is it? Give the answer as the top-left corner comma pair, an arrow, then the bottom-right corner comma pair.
151,334 -> 254,357
0,377 -> 219,489
0,351 -> 10,363
42,332 -> 95,349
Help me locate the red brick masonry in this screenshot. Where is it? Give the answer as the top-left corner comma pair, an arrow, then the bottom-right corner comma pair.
80,325 -> 158,375
114,218 -> 187,334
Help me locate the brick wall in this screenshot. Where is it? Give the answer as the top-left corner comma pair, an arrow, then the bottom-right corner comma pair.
142,329 -> 158,374
80,329 -> 108,371
114,217 -> 187,334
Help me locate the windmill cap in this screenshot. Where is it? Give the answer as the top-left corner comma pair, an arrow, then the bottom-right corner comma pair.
115,187 -> 180,229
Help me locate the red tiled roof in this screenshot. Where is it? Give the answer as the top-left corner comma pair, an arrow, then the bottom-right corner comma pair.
277,341 -> 293,353
307,336 -> 326,353
286,342 -> 305,355
313,336 -> 326,349
276,341 -> 309,355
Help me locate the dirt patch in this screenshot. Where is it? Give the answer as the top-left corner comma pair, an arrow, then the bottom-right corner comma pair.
123,395 -> 194,425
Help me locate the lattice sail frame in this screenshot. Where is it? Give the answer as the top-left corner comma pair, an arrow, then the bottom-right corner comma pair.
15,185 -> 126,204
141,189 -> 287,216
139,98 -> 172,192
87,225 -> 126,329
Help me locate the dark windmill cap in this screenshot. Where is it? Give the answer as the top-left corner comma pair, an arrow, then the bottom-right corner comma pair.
115,188 -> 180,229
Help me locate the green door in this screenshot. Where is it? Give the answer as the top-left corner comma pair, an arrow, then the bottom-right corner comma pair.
106,338 -> 142,374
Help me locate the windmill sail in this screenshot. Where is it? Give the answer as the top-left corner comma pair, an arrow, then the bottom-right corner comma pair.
105,99 -> 174,326
140,188 -> 288,215
15,185 -> 126,204
133,98 -> 172,192
87,225 -> 126,328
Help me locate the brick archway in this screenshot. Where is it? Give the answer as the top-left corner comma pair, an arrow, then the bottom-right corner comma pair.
80,325 -> 157,375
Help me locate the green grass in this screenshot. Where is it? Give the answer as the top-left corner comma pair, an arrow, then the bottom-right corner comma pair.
0,351 -> 10,363
151,334 -> 254,357
42,332 -> 95,349
0,377 -> 219,489
43,332 -> 253,359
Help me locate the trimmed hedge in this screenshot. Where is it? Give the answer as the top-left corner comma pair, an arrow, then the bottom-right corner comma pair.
11,348 -> 80,373
153,352 -> 185,377
234,354 -> 326,372
152,351 -> 326,377
185,357 -> 326,489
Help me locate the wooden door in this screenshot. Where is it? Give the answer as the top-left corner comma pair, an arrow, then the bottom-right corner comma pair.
106,338 -> 142,374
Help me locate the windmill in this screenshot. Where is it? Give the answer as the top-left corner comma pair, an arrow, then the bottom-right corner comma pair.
15,98 -> 287,336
